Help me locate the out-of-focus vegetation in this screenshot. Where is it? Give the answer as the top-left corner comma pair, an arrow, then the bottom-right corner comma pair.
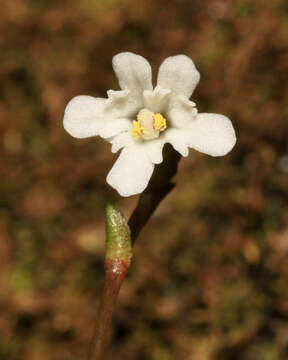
1,0 -> 288,359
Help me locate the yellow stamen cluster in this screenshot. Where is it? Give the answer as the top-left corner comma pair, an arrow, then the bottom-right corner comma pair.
131,111 -> 167,140
153,113 -> 167,131
131,120 -> 143,140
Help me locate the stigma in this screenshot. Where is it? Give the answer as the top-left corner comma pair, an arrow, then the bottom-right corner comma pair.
131,109 -> 167,140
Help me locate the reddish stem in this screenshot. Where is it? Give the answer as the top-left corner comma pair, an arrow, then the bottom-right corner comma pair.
88,259 -> 128,360
129,144 -> 181,243
89,145 -> 180,359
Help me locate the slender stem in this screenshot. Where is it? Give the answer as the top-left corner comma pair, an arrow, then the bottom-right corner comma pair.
129,144 -> 181,244
88,261 -> 128,360
89,145 -> 181,359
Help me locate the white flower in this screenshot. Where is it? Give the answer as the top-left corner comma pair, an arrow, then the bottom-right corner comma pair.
63,52 -> 236,197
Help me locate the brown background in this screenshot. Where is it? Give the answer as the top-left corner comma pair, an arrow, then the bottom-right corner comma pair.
1,0 -> 288,359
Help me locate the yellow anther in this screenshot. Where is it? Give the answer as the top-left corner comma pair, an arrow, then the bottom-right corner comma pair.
153,113 -> 167,132
131,110 -> 167,140
131,120 -> 143,140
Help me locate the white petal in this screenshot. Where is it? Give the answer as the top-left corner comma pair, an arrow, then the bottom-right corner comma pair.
107,89 -> 129,100
106,89 -> 141,118
157,55 -> 200,98
110,132 -> 135,153
107,146 -> 154,197
186,113 -> 236,156
164,128 -> 189,157
143,86 -> 171,113
99,118 -> 132,139
167,95 -> 198,129
112,52 -> 152,93
63,96 -> 106,139
143,139 -> 164,164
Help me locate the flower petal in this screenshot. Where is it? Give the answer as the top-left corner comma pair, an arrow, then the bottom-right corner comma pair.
99,118 -> 132,139
157,55 -> 200,98
63,95 -> 106,138
107,146 -> 154,197
112,52 -> 153,93
110,132 -> 135,153
167,95 -> 198,129
106,89 -> 141,118
164,128 -> 189,157
143,86 -> 171,113
186,113 -> 236,156
143,138 -> 164,164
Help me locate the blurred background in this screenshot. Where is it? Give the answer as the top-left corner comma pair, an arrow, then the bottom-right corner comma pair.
1,0 -> 288,359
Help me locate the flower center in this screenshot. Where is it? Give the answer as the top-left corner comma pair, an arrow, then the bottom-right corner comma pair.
131,108 -> 167,140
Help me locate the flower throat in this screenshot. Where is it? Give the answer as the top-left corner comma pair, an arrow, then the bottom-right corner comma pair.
131,108 -> 167,140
